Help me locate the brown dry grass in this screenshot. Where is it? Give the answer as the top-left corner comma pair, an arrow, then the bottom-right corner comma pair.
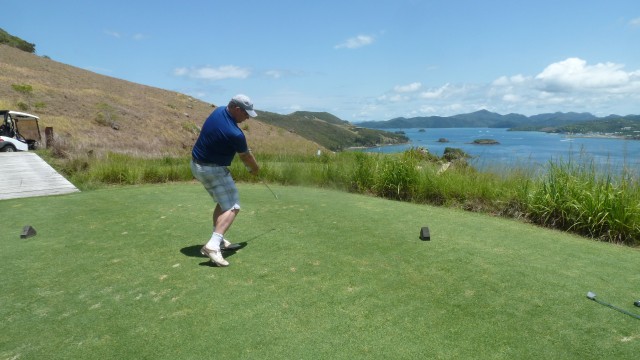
0,45 -> 322,157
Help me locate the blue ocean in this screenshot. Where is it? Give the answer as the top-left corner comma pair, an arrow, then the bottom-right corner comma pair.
361,128 -> 640,175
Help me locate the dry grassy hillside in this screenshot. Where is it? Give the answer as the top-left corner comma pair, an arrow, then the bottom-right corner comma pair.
0,45 -> 323,157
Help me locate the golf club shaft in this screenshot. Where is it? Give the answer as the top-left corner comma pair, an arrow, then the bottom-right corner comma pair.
592,298 -> 640,320
262,180 -> 278,199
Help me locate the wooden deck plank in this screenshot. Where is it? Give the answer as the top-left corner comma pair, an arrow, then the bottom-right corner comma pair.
0,152 -> 80,200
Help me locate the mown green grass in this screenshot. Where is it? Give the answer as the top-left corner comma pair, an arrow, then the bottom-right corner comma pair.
39,149 -> 640,245
1,183 -> 639,359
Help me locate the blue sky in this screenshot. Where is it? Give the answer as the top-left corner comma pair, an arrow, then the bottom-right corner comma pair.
4,0 -> 640,121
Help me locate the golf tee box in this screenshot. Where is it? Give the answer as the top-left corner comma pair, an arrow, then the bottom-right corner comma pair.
419,227 -> 431,241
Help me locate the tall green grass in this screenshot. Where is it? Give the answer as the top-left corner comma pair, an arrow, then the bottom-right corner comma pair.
526,158 -> 640,245
41,152 -> 193,189
40,148 -> 640,245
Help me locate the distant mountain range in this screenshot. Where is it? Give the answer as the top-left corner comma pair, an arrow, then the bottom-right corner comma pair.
356,110 -> 640,131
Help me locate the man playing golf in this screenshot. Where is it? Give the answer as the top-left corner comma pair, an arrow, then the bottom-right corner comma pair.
191,94 -> 260,266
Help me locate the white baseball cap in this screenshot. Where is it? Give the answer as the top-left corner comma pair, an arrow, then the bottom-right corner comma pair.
231,94 -> 257,117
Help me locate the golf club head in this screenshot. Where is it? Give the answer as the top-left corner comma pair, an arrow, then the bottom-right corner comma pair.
634,300 -> 640,307
587,291 -> 597,300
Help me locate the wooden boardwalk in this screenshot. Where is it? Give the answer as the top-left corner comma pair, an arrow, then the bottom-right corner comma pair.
0,152 -> 79,200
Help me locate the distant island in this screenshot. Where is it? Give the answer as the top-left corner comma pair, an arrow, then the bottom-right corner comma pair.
472,139 -> 499,145
356,110 -> 640,140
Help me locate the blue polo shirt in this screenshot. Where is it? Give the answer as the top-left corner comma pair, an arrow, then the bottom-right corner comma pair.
192,107 -> 248,166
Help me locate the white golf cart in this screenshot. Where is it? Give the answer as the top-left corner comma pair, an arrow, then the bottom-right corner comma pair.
0,110 -> 42,152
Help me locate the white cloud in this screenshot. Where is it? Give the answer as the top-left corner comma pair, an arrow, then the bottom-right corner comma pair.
629,17 -> 640,27
419,84 -> 453,99
377,94 -> 407,103
394,82 -> 422,93
388,94 -> 408,102
105,30 -> 147,41
363,57 -> 640,118
132,33 -> 147,41
535,57 -> 632,92
417,105 -> 437,114
104,30 -> 122,38
286,104 -> 303,112
492,74 -> 530,86
481,57 -> 640,115
265,57 -> 640,121
502,94 -> 521,103
173,65 -> 251,80
335,35 -> 374,49
265,70 -> 283,79
173,68 -> 188,76
263,69 -> 304,79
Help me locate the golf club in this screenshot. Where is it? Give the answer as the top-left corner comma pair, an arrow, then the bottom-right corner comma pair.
247,164 -> 278,199
586,291 -> 640,320
634,300 -> 640,308
261,180 -> 278,199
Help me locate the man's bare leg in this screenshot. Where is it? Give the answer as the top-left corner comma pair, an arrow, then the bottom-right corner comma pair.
213,204 -> 239,236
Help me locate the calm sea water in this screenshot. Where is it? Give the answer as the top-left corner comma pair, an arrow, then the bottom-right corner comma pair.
361,128 -> 640,175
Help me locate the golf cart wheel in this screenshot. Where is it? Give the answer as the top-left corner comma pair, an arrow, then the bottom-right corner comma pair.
1,145 -> 16,152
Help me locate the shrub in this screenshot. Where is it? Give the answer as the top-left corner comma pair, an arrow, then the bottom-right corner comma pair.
351,152 -> 377,192
374,153 -> 420,200
442,147 -> 470,162
526,159 -> 640,245
95,103 -> 118,127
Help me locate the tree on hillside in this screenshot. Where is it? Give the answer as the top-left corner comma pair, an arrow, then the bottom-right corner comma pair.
11,83 -> 34,110
95,103 -> 120,129
0,28 -> 36,53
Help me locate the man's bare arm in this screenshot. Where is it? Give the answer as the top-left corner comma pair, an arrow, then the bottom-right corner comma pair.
238,150 -> 259,175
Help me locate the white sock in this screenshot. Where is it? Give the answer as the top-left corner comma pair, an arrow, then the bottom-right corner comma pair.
205,232 -> 223,250
213,228 -> 228,243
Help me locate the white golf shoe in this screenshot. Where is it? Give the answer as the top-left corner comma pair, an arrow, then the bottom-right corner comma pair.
200,246 -> 229,267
